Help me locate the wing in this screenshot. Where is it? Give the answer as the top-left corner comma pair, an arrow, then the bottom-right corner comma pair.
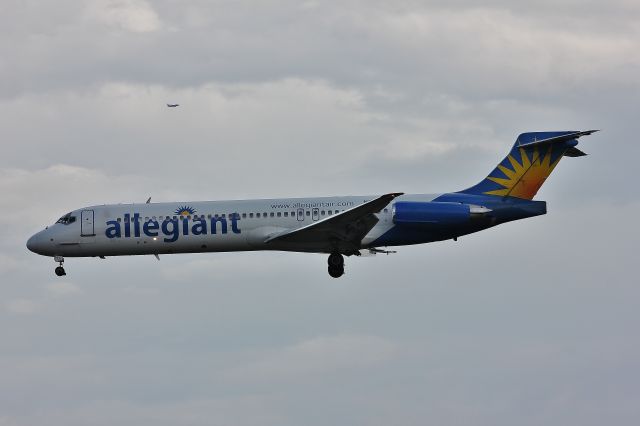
265,192 -> 403,254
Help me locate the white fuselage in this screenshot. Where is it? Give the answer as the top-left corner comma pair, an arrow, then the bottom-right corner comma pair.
27,193 -> 441,258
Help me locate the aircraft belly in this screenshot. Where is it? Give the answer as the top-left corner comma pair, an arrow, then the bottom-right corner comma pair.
264,240 -> 334,253
66,233 -> 251,257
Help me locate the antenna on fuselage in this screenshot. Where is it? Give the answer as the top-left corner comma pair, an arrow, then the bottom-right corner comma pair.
146,197 -> 151,204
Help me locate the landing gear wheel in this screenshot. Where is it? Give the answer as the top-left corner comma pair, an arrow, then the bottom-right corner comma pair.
328,265 -> 344,278
327,252 -> 345,278
54,256 -> 66,276
328,252 -> 344,268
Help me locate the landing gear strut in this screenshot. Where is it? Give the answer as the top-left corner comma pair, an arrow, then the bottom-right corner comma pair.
327,252 -> 344,278
54,256 -> 66,277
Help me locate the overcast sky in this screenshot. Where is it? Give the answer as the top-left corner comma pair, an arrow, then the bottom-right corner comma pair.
1,1 -> 639,425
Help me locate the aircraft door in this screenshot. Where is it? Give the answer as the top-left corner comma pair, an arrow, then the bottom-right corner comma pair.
81,210 -> 95,236
312,208 -> 319,221
297,208 -> 304,221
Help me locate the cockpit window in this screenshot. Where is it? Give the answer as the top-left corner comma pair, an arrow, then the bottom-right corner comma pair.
56,213 -> 76,225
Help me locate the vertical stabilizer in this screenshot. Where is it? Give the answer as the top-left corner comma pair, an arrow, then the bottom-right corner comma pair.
459,130 -> 597,200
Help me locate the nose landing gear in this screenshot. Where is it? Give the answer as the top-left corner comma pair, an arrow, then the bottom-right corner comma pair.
327,252 -> 344,278
54,256 -> 66,276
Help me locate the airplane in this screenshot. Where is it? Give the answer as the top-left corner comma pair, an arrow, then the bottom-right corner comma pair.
166,104 -> 179,108
27,130 -> 598,278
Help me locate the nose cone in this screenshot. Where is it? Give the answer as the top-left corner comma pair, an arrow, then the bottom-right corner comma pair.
27,231 -> 48,255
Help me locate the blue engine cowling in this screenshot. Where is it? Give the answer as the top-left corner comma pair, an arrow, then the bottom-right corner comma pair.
392,202 -> 472,227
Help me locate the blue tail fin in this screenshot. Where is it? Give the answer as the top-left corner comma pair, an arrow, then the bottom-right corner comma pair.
460,130 -> 597,200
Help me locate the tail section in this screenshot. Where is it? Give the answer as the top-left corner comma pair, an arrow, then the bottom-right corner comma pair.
460,130 -> 598,200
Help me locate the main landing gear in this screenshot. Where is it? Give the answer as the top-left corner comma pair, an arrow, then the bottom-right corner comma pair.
327,252 -> 344,278
54,256 -> 66,276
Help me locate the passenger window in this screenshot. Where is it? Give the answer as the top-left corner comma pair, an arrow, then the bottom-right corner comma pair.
284,212 -> 288,217
270,212 -> 274,217
383,209 -> 388,213
250,213 -> 254,218
242,213 -> 247,218
277,212 -> 281,217
321,210 -> 325,215
117,218 -> 122,222
263,212 -> 267,217
328,211 -> 332,215
306,211 -> 310,216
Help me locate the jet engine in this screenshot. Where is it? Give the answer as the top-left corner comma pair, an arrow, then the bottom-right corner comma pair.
392,201 -> 491,227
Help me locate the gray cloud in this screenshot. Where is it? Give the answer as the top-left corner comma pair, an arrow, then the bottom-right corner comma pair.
1,0 -> 639,425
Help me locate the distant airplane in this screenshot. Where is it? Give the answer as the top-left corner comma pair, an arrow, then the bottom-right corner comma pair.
166,104 -> 179,107
27,130 -> 598,278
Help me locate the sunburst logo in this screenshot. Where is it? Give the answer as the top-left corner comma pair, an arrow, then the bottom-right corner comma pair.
174,205 -> 197,216
484,146 -> 563,199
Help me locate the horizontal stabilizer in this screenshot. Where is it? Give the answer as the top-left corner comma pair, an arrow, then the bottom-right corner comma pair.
517,130 -> 599,149
564,147 -> 588,157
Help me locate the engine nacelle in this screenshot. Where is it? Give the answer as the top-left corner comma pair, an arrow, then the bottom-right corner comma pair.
392,202 -> 480,227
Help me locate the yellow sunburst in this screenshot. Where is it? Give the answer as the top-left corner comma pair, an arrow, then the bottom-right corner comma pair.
484,146 -> 563,199
174,205 -> 196,216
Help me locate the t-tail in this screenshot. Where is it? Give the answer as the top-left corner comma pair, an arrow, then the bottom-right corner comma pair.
460,130 -> 599,200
